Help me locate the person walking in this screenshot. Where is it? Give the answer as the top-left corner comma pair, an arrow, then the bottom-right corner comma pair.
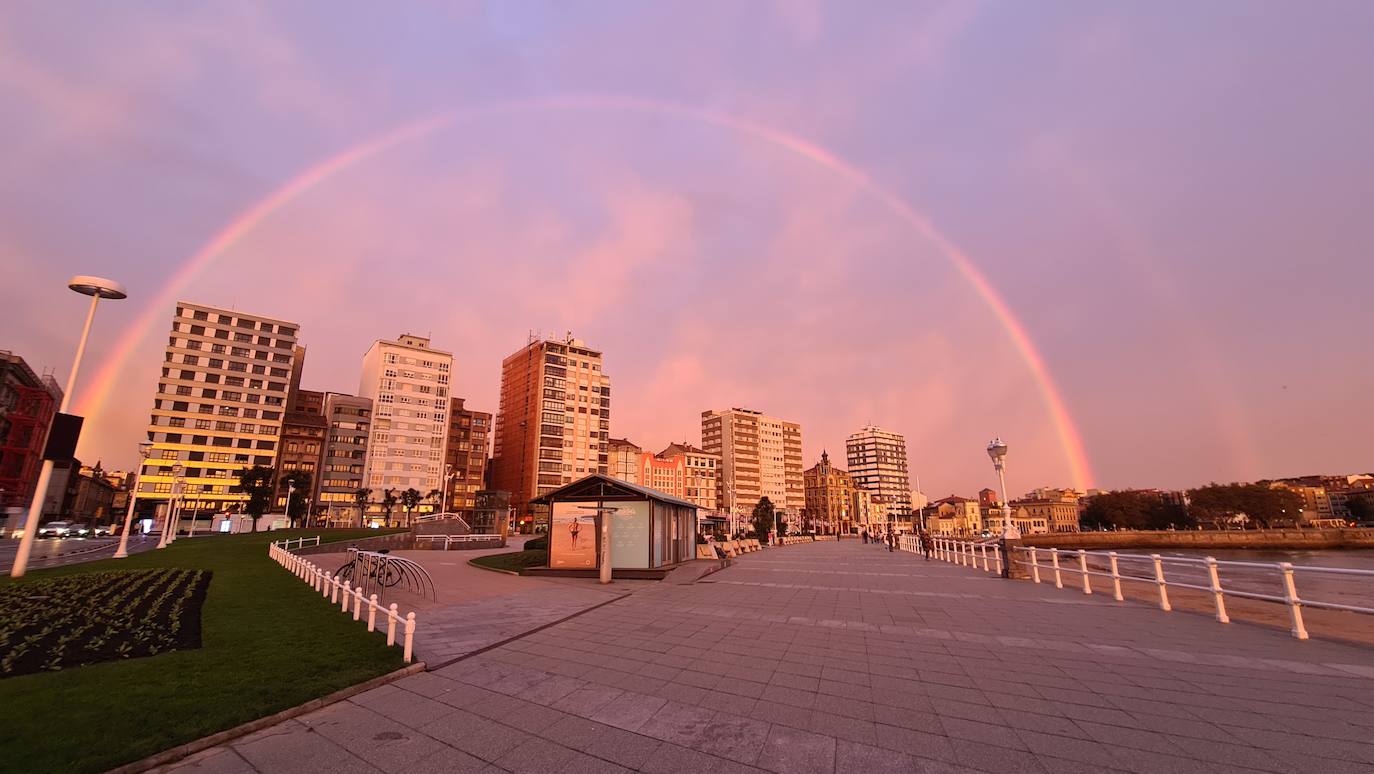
886,530 -> 894,552
861,528 -> 869,544
920,531 -> 933,561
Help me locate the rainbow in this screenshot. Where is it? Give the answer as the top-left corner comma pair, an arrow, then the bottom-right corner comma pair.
76,94 -> 1094,490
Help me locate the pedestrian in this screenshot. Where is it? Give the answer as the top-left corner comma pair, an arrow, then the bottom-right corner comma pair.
886,531 -> 894,552
920,531 -> 933,561
861,529 -> 869,544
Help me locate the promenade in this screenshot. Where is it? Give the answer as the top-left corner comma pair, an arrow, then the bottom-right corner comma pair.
168,540 -> 1374,773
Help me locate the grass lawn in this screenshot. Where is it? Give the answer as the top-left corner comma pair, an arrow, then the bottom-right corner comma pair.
0,529 -> 404,774
469,549 -> 548,573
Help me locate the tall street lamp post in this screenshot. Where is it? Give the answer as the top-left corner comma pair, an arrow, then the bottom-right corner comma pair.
987,438 -> 1019,540
11,276 -> 127,577
114,441 -> 154,558
286,481 -> 296,527
158,463 -> 184,549
442,464 -> 455,515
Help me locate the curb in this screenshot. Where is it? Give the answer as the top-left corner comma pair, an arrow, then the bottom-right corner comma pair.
466,558 -> 521,576
110,662 -> 426,774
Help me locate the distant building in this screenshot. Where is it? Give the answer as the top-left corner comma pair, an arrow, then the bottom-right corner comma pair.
317,393 -> 372,525
701,407 -> 803,515
803,451 -> 859,534
978,488 -> 998,507
70,462 -> 118,523
141,302 -> 300,516
358,334 -> 453,516
491,335 -> 611,521
0,351 -> 58,510
607,438 -> 642,485
1010,490 -> 1081,533
657,442 -> 720,512
845,426 -> 912,518
275,389 -> 326,516
443,397 -> 491,515
925,495 -> 981,536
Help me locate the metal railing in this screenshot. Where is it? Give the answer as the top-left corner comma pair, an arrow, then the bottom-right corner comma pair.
1010,546 -> 1374,640
901,534 -> 1003,575
268,539 -> 417,662
413,534 -> 501,550
414,512 -> 472,531
274,536 -> 320,552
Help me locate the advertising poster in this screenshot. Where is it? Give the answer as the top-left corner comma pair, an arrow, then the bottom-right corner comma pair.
550,502 -> 597,569
606,500 -> 651,569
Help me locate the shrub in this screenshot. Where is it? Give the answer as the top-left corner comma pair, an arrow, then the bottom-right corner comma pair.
524,535 -> 548,551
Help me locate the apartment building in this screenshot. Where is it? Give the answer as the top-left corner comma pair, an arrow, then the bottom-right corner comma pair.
701,408 -> 803,514
845,425 -> 912,518
274,388 -> 326,515
657,442 -> 720,512
0,351 -> 58,510
358,335 -> 452,509
141,302 -> 299,514
317,392 -> 371,525
443,397 -> 491,515
492,336 -> 610,518
803,450 -> 859,534
607,438 -> 642,485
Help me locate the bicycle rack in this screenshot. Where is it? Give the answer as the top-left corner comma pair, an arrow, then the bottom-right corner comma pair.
337,548 -> 437,602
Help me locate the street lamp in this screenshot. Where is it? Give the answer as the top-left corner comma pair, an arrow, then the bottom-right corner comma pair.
285,481 -> 296,527
986,437 -> 1019,540
442,464 -> 455,515
578,504 -> 621,584
11,276 -> 127,577
114,441 -> 154,558
158,463 -> 184,548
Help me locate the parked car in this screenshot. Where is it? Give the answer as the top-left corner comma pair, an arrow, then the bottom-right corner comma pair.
37,521 -> 73,538
68,523 -> 94,537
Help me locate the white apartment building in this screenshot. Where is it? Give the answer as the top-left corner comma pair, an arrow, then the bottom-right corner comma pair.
701,408 -> 803,514
142,302 -> 299,513
358,335 -> 452,504
845,425 -> 913,517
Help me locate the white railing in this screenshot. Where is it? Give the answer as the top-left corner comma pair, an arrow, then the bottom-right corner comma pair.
414,513 -> 472,531
1010,546 -> 1374,640
901,534 -> 1003,575
268,539 -> 417,662
414,534 -> 501,550
275,536 -> 321,552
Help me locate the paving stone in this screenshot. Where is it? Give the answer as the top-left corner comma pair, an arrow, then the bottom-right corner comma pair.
588,691 -> 668,731
493,737 -> 579,773
231,721 -> 380,773
582,726 -> 664,768
159,747 -> 256,774
695,713 -> 772,765
756,724 -> 836,774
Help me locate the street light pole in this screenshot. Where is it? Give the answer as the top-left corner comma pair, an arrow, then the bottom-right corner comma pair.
442,464 -> 454,515
286,481 -> 296,528
114,441 -> 153,558
987,438 -> 1019,540
11,276 -> 127,577
158,463 -> 184,549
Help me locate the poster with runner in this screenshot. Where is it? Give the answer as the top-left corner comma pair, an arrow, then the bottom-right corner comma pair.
550,502 -> 596,569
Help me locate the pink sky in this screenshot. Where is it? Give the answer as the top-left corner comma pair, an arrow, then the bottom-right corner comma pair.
1,2 -> 1370,496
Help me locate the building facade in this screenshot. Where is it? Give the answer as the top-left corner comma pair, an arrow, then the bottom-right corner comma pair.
803,450 -> 859,534
657,442 -> 720,512
607,438 -> 642,485
358,334 -> 453,512
845,425 -> 913,517
492,336 -> 611,519
141,302 -> 299,515
1010,491 -> 1081,533
0,351 -> 58,510
924,495 -> 982,536
274,388 -> 326,516
701,408 -> 803,515
443,397 -> 491,515
317,392 -> 372,525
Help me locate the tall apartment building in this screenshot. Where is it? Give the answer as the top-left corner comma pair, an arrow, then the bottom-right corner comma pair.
443,397 -> 491,515
701,408 -> 803,514
358,335 -> 453,508
274,388 -> 326,514
657,443 -> 720,512
141,302 -> 299,514
845,425 -> 913,517
0,351 -> 58,510
318,393 -> 371,525
492,336 -> 610,518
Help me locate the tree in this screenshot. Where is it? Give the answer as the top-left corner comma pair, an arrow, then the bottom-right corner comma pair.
426,488 -> 443,514
1188,483 -> 1303,528
353,487 -> 372,528
234,466 -> 275,532
751,497 -> 776,542
381,488 -> 399,527
280,470 -> 312,528
400,487 -> 423,526
1081,491 -> 1193,531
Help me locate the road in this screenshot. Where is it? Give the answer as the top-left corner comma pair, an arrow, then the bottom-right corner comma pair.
0,535 -> 161,574
167,538 -> 1374,773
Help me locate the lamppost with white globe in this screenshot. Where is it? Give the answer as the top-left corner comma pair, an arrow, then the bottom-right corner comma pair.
11,276 -> 127,577
114,440 -> 154,558
987,438 -> 1019,540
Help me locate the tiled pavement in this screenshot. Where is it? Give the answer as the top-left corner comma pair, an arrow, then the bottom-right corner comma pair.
163,540 -> 1374,773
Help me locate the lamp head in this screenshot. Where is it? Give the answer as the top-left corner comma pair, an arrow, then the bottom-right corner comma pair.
986,438 -> 1008,464
67,275 -> 127,300
138,441 -> 154,458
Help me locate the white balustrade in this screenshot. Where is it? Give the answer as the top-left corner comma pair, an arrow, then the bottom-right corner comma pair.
268,537 -> 418,662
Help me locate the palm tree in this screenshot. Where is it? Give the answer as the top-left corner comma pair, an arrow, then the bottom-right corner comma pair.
400,487 -> 423,527
353,487 -> 372,528
426,488 -> 443,515
381,488 -> 399,528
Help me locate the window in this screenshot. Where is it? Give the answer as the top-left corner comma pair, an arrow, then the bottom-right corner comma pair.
160,450 -> 179,460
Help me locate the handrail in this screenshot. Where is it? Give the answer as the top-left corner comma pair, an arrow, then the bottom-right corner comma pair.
266,540 -> 417,662
414,534 -> 502,550
271,536 -> 321,552
1010,546 -> 1374,640
899,535 -> 1003,576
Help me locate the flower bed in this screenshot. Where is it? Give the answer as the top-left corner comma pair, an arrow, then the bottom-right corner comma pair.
0,568 -> 211,678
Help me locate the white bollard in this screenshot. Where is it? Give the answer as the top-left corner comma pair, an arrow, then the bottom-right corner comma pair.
993,545 -> 1002,576
1029,548 -> 1040,583
1078,550 -> 1092,594
403,612 -> 416,663
352,587 -> 363,621
1151,554 -> 1171,611
1205,557 -> 1229,623
1279,563 -> 1308,640
341,580 -> 351,612
330,575 -> 340,605
980,543 -> 989,572
1108,552 -> 1123,601
387,603 -> 399,646
367,594 -> 379,632
1051,549 -> 1063,589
